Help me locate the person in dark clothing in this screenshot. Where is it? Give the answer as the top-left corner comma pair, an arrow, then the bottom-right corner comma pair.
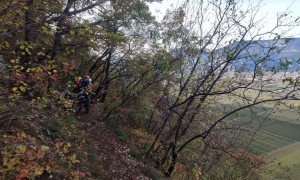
76,75 -> 94,114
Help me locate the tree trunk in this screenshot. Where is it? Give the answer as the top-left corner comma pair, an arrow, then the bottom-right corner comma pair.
50,0 -> 75,60
164,144 -> 177,177
99,50 -> 112,102
21,0 -> 34,66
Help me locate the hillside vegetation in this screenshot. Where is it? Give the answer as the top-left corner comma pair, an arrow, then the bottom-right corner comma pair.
1,0 -> 300,179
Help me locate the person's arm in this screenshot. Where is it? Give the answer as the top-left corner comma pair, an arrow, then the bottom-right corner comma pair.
90,83 -> 95,89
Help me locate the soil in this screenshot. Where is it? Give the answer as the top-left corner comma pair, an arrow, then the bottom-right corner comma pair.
76,106 -> 149,180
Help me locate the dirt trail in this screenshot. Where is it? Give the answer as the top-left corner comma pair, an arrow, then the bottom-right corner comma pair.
77,107 -> 149,180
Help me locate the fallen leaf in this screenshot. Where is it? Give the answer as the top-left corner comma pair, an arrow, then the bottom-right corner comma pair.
37,149 -> 45,159
16,145 -> 27,154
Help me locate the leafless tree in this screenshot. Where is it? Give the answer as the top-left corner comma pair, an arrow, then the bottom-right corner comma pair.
145,0 -> 300,177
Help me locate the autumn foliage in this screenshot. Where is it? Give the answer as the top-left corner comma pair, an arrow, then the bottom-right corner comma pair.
1,0 -> 300,179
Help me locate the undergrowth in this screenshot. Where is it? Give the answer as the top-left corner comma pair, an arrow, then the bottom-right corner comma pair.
0,96 -> 104,179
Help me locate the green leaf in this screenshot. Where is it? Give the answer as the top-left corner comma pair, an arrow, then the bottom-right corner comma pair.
282,77 -> 294,85
285,38 -> 291,44
227,52 -> 233,59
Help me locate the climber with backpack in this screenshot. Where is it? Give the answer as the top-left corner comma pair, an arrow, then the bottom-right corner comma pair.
76,75 -> 94,114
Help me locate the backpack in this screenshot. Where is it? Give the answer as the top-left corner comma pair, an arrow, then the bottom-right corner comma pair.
80,79 -> 90,88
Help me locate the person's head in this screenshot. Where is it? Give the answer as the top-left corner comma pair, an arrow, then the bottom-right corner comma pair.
84,75 -> 90,79
83,75 -> 92,83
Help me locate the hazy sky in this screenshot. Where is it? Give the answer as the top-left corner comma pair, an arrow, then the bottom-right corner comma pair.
149,0 -> 300,38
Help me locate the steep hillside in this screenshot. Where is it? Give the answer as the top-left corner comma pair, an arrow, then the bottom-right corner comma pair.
0,99 -> 158,179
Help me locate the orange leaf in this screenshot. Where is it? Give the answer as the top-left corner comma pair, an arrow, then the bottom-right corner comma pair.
16,172 -> 29,180
37,149 -> 45,159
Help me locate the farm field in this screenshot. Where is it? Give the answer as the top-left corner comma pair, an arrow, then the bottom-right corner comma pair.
215,79 -> 300,179
263,143 -> 300,180
244,130 -> 294,155
235,113 -> 300,154
256,109 -> 300,124
229,105 -> 300,179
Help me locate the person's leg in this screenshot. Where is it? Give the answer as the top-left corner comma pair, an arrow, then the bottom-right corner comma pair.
84,95 -> 91,113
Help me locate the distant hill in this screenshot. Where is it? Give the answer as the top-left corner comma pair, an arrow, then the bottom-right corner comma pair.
173,38 -> 300,73
232,38 -> 300,72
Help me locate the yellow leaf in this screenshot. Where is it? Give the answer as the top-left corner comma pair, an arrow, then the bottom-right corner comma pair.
46,165 -> 53,173
70,154 -> 80,164
28,145 -> 37,151
5,42 -> 9,48
7,157 -> 19,168
41,145 -> 50,151
12,87 -> 18,92
16,145 -> 27,154
25,48 -> 31,55
19,86 -> 26,92
63,145 -> 68,153
21,132 -> 27,138
34,166 -> 44,176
